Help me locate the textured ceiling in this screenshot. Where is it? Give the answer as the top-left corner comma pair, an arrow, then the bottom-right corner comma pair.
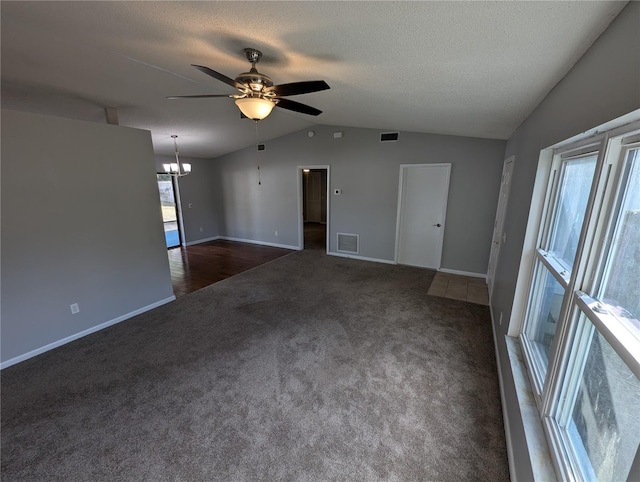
1,1 -> 626,158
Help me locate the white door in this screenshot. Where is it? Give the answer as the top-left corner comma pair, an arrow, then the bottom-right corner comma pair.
487,156 -> 514,298
396,164 -> 451,269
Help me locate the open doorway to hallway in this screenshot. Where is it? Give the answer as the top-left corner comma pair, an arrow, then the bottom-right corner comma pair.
299,167 -> 329,251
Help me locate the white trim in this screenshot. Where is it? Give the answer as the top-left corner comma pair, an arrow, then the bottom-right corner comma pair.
394,167 -> 404,263
508,148 -> 554,337
173,175 -> 188,247
327,251 -> 396,265
0,296 -> 176,370
185,236 -> 220,246
488,156 -> 515,299
551,110 -> 640,151
297,165 -> 330,252
218,236 -> 299,251
576,294 -> 640,379
438,268 -> 486,279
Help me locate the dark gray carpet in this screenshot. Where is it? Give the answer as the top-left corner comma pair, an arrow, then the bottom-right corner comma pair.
1,250 -> 508,481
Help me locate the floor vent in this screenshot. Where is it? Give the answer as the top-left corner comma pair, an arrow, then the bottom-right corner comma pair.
337,233 -> 359,254
380,132 -> 399,142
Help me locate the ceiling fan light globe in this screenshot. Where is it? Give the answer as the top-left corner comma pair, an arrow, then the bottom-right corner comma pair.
235,97 -> 274,121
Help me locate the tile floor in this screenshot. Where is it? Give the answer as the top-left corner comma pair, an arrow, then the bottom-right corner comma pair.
427,271 -> 490,306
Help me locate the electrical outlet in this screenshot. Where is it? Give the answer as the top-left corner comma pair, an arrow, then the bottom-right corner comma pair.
200,227 -> 203,232
275,230 -> 278,236
70,303 -> 80,314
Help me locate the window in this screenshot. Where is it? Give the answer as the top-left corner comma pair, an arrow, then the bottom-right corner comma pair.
521,149 -> 600,392
523,261 -> 565,383
518,121 -> 640,481
555,313 -> 640,482
547,154 -> 598,271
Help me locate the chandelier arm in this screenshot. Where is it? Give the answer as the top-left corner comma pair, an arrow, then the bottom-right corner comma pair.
169,135 -> 190,177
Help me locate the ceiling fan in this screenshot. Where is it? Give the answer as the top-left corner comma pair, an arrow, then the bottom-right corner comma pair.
167,48 -> 330,121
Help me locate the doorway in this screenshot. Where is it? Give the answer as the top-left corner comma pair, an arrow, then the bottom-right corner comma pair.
395,163 -> 451,269
298,166 -> 329,251
487,156 -> 514,299
157,173 -> 182,248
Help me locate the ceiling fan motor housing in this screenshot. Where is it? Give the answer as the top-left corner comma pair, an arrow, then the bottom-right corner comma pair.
235,68 -> 274,94
237,48 -> 274,94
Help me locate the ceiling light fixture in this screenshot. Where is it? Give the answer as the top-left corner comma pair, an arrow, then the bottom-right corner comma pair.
163,135 -> 191,177
235,97 -> 275,121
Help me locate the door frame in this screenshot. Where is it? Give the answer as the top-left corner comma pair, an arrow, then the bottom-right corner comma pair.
487,155 -> 515,298
297,165 -> 330,252
173,175 -> 187,246
394,163 -> 451,269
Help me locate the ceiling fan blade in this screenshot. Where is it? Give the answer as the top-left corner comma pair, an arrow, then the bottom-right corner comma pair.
166,94 -> 236,99
275,98 -> 322,116
268,80 -> 330,97
191,64 -> 245,91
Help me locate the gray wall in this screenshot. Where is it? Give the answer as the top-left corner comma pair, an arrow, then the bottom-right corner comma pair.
1,110 -> 175,364
155,154 -> 222,244
490,3 -> 640,480
214,125 -> 506,274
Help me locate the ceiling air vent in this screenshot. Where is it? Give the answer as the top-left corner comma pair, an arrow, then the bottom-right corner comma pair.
337,233 -> 359,254
380,132 -> 399,142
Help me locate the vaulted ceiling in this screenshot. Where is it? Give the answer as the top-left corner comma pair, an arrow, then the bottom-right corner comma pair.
1,1 -> 626,158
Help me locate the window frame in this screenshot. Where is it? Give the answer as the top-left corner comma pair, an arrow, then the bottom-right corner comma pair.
520,138 -> 608,403
515,118 -> 640,481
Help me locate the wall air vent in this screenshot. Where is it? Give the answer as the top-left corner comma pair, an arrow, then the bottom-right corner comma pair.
337,233 -> 359,254
380,132 -> 399,142
257,144 -> 265,151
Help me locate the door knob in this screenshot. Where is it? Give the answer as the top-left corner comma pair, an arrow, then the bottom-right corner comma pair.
433,223 -> 441,227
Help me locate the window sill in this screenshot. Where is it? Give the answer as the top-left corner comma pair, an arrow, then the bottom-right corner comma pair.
506,336 -> 558,481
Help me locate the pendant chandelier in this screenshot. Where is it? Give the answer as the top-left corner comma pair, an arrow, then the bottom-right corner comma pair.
163,135 -> 191,177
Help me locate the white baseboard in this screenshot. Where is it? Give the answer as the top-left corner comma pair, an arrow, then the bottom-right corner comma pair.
439,268 -> 487,279
327,251 -> 396,265
0,296 -> 176,370
218,236 -> 299,251
185,236 -> 220,246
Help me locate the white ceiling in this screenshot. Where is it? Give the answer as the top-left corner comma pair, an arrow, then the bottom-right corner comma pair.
1,1 -> 626,159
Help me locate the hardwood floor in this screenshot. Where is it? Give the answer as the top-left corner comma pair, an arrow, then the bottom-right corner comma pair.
303,222 -> 326,250
169,224 -> 326,298
167,239 -> 293,298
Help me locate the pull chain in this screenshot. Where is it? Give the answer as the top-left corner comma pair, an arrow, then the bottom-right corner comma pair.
255,120 -> 261,185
